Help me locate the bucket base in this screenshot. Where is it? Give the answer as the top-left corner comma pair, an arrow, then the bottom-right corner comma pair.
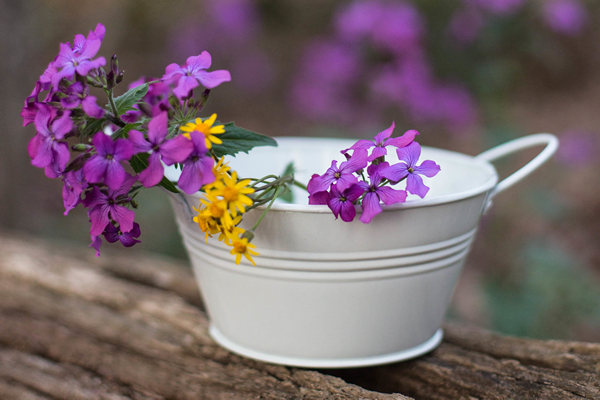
209,324 -> 443,368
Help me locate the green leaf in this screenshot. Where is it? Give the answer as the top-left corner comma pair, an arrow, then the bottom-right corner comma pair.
81,118 -> 106,139
279,162 -> 295,203
211,122 -> 277,158
129,153 -> 180,194
112,122 -> 143,139
113,83 -> 149,115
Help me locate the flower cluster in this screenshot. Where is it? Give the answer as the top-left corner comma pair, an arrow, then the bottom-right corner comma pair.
193,159 -> 259,265
22,23 -> 285,263
307,123 -> 440,223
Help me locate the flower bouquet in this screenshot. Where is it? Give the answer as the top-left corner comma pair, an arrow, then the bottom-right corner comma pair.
23,24 -> 557,368
23,23 -> 440,266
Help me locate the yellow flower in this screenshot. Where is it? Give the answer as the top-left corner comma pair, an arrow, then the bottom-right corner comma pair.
219,224 -> 244,245
193,205 -> 221,241
200,197 -> 234,230
211,171 -> 255,217
180,113 -> 225,149
230,237 -> 259,266
204,157 -> 231,192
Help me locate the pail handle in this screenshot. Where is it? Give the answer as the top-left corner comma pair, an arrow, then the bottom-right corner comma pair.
475,133 -> 559,202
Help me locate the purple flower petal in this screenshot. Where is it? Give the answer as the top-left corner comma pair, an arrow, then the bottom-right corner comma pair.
308,190 -> 330,205
112,138 -> 134,161
187,52 -> 212,70
373,122 -> 395,145
195,69 -> 232,89
90,235 -> 102,257
368,146 -> 387,161
346,182 -> 367,201
147,111 -> 169,145
340,148 -> 368,173
386,129 -> 419,149
83,156 -> 108,184
50,111 -> 73,140
89,203 -> 111,236
162,63 -> 183,82
178,161 -> 204,194
406,173 -> 429,198
92,132 -> 114,157
173,75 -> 200,99
414,159 -> 440,178
307,161 -> 338,194
339,201 -> 357,222
75,57 -> 106,76
110,204 -> 135,233
396,142 -> 421,166
359,192 -> 382,224
81,96 -> 105,118
160,135 -> 194,165
104,160 -> 126,190
380,162 -> 409,183
27,134 -> 42,159
128,130 -> 152,154
340,139 -> 374,154
31,139 -> 54,168
61,94 -> 81,109
376,186 -> 407,205
139,151 -> 164,188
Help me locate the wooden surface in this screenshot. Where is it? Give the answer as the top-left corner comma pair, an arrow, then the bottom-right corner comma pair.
1,233 -> 599,399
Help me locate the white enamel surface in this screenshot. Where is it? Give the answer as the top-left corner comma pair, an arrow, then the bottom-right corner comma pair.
166,135 -> 557,367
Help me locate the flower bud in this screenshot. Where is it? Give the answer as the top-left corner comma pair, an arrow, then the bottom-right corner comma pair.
72,143 -> 92,152
116,70 -> 125,84
241,230 -> 255,242
110,55 -> 119,76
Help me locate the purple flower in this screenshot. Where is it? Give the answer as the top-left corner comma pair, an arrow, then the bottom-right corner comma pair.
103,222 -> 141,248
162,51 -> 231,99
21,81 -> 46,127
129,112 -> 194,187
62,169 -> 88,215
90,234 -> 102,257
72,23 -> 106,54
370,2 -> 424,55
83,174 -> 137,236
28,105 -> 72,178
84,132 -> 134,190
60,82 -> 105,119
308,149 -> 369,195
381,142 -> 441,198
51,24 -> 106,88
341,122 -> 418,161
177,131 -> 215,194
328,183 -> 366,222
542,0 -> 587,36
360,163 -> 407,224
334,0 -> 383,42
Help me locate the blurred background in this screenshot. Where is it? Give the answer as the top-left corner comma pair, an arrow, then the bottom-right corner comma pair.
2,0 -> 600,341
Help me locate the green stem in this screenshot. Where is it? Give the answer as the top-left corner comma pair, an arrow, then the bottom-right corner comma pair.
105,88 -> 119,118
251,186 -> 283,231
293,179 -> 307,191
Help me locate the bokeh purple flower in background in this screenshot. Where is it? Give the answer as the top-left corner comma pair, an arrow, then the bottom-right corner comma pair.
556,130 -> 597,166
169,0 -> 273,94
541,0 -> 587,36
291,0 -> 478,134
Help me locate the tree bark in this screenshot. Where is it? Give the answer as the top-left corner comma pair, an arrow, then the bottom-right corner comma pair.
0,233 -> 598,399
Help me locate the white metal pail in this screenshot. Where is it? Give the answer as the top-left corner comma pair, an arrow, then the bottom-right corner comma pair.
166,134 -> 558,368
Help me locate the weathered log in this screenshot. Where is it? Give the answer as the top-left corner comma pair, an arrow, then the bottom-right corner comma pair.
0,233 -> 598,399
